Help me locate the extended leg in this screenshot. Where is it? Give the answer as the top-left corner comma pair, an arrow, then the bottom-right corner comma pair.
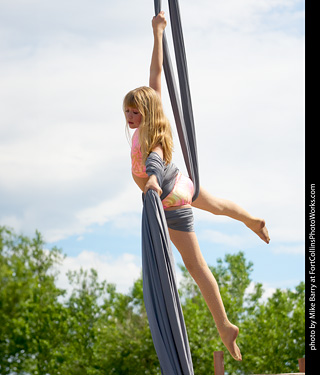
192,186 -> 270,244
169,227 -> 242,361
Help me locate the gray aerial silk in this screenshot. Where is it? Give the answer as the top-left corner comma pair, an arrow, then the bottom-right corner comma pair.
141,0 -> 200,373
145,151 -> 179,201
142,190 -> 194,374
155,0 -> 200,201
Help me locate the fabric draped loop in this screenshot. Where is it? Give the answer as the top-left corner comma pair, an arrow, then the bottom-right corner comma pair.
146,152 -> 165,186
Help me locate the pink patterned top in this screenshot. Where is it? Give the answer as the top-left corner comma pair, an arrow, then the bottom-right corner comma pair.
130,127 -> 194,209
131,127 -> 148,178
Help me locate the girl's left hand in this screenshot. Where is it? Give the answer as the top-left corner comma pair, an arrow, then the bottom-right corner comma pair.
152,11 -> 167,33
144,175 -> 163,197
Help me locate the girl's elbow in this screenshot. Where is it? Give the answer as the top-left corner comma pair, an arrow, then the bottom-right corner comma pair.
151,145 -> 164,160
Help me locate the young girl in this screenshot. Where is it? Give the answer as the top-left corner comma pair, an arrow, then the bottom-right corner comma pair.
124,11 -> 270,362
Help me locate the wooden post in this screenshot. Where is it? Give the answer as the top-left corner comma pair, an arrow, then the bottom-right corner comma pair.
214,351 -> 225,375
298,357 -> 305,373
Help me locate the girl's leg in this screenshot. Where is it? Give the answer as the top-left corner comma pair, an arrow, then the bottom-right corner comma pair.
192,186 -> 270,244
169,227 -> 242,361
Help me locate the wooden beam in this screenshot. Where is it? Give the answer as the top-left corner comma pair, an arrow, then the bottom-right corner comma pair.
212,351 -> 305,375
214,351 -> 225,375
298,358 -> 305,373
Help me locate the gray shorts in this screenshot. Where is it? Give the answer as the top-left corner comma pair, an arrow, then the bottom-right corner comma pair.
164,207 -> 194,232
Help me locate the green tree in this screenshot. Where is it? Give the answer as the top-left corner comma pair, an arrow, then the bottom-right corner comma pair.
0,226 -> 67,375
179,251 -> 253,374
179,252 -> 305,375
239,282 -> 305,374
0,227 -> 305,375
56,268 -> 109,375
94,277 -> 160,374
0,226 -> 158,375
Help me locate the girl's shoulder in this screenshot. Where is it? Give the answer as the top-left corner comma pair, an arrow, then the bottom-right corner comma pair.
131,127 -> 141,152
131,127 -> 140,146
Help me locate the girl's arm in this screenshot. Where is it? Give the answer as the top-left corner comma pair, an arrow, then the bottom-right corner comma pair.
144,12 -> 166,197
143,145 -> 164,197
149,11 -> 167,97
144,174 -> 162,196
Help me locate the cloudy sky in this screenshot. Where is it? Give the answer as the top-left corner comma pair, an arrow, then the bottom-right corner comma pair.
0,0 -> 305,297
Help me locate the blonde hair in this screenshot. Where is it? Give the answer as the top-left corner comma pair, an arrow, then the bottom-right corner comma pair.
123,86 -> 173,165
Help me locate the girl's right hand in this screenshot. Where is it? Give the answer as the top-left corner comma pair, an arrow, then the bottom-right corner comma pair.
152,11 -> 167,33
144,174 -> 163,197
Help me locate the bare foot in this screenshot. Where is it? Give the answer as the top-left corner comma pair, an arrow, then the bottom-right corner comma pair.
245,217 -> 270,244
218,323 -> 242,361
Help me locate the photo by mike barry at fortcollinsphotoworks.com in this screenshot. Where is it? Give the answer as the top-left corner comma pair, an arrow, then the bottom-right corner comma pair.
307,183 -> 317,371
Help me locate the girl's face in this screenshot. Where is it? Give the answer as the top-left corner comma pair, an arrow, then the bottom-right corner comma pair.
125,107 -> 142,129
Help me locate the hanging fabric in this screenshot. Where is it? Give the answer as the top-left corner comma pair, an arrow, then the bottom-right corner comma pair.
142,190 -> 194,374
141,0 -> 199,373
154,0 -> 199,202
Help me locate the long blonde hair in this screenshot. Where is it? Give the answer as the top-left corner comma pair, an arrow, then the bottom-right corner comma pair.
123,86 -> 173,165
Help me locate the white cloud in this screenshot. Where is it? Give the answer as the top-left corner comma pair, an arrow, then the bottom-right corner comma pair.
55,250 -> 142,296
200,229 -> 249,248
245,281 -> 276,302
0,37 -> 146,241
271,243 -> 304,255
53,250 -> 300,301
76,185 -> 141,227
245,277 -> 303,303
182,0 -> 304,35
0,0 -> 304,253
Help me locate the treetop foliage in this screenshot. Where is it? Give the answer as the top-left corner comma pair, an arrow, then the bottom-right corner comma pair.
0,226 -> 305,374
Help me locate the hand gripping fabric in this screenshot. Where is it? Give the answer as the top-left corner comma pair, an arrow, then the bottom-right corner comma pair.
141,1 -> 200,374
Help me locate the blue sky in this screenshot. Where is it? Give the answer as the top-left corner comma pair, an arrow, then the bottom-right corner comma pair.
0,0 -> 305,297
